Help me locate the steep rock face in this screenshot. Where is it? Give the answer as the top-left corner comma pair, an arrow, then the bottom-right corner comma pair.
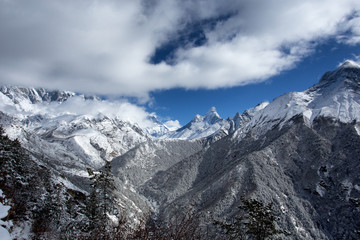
161,107 -> 229,140
111,139 -> 205,187
0,61 -> 360,239
231,60 -> 360,144
0,86 -> 76,104
231,101 -> 270,131
162,104 -> 268,141
0,86 -> 151,171
142,116 -> 360,239
136,62 -> 360,239
1,111 -> 150,172
0,87 -> 154,237
0,128 -> 151,239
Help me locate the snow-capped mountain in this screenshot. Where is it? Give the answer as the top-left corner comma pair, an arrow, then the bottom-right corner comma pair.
0,86 -> 152,172
135,61 -> 360,239
228,101 -> 269,133
0,85 -> 76,104
0,87 -> 156,238
0,85 -> 266,144
233,60 -> 360,141
160,107 -> 228,140
143,115 -> 172,137
1,60 -> 360,239
160,104 -> 269,140
111,138 -> 205,187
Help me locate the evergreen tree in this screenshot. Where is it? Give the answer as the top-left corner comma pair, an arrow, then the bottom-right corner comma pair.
239,197 -> 282,240
216,197 -> 286,240
0,125 -> 92,239
86,176 -> 100,231
32,183 -> 65,238
87,161 -> 116,239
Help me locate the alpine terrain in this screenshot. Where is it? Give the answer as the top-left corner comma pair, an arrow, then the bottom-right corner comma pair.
0,60 -> 360,239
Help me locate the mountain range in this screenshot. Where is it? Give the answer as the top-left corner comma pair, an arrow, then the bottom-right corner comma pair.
0,60 -> 360,239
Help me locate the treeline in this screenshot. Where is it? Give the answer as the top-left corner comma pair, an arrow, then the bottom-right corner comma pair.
0,126 -> 286,240
0,126 -> 88,238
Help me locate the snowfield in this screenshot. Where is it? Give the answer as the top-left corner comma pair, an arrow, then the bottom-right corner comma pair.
0,190 -> 11,240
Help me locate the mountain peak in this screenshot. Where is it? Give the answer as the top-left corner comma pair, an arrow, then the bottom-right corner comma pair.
0,85 -> 75,104
194,114 -> 202,121
233,112 -> 241,119
205,107 -> 219,117
208,106 -> 217,112
204,107 -> 221,124
338,60 -> 360,69
317,60 -> 360,87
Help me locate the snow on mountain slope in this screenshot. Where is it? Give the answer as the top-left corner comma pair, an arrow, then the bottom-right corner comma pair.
233,60 -> 360,140
0,86 -> 152,173
0,86 -> 76,104
111,138 -> 205,187
0,190 -> 11,240
143,115 -> 181,137
1,61 -> 359,239
228,102 -> 269,132
1,112 -> 151,175
0,87 -> 156,235
160,107 -> 228,140
0,85 -> 266,143
161,102 -> 269,141
308,60 -> 360,122
136,61 -> 360,240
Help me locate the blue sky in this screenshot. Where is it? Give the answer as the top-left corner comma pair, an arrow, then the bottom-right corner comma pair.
0,0 -> 360,128
149,40 -> 360,125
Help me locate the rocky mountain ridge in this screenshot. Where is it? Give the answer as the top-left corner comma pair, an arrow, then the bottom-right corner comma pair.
0,60 -> 360,239
134,61 -> 360,239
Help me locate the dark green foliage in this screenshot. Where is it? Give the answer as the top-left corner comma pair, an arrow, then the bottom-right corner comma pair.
0,125 -> 127,239
0,126 -> 37,221
216,197 -> 286,240
0,126 -> 88,239
87,161 -> 119,239
239,197 -> 283,240
129,208 -> 204,240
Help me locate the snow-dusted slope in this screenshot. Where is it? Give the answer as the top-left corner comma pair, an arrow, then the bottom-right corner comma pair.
137,61 -> 360,240
111,138 -> 204,187
0,86 -> 151,173
24,114 -> 149,169
160,102 -> 269,142
160,107 -> 229,140
0,86 -> 76,104
308,60 -> 360,122
0,190 -> 11,240
233,60 -> 360,140
228,102 -> 269,132
161,103 -> 269,141
143,116 -> 172,137
1,60 -> 360,239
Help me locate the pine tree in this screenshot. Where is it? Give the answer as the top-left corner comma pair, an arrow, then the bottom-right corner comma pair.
239,197 -> 281,240
87,161 -> 116,239
216,197 -> 286,240
0,125 -> 89,239
100,161 -> 115,222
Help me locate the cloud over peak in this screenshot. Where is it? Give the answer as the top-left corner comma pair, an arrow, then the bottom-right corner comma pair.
0,0 -> 360,98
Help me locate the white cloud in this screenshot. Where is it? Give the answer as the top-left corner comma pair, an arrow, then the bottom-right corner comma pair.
0,0 -> 359,98
49,97 -> 160,129
337,12 -> 360,45
0,91 -> 158,129
164,120 -> 181,131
